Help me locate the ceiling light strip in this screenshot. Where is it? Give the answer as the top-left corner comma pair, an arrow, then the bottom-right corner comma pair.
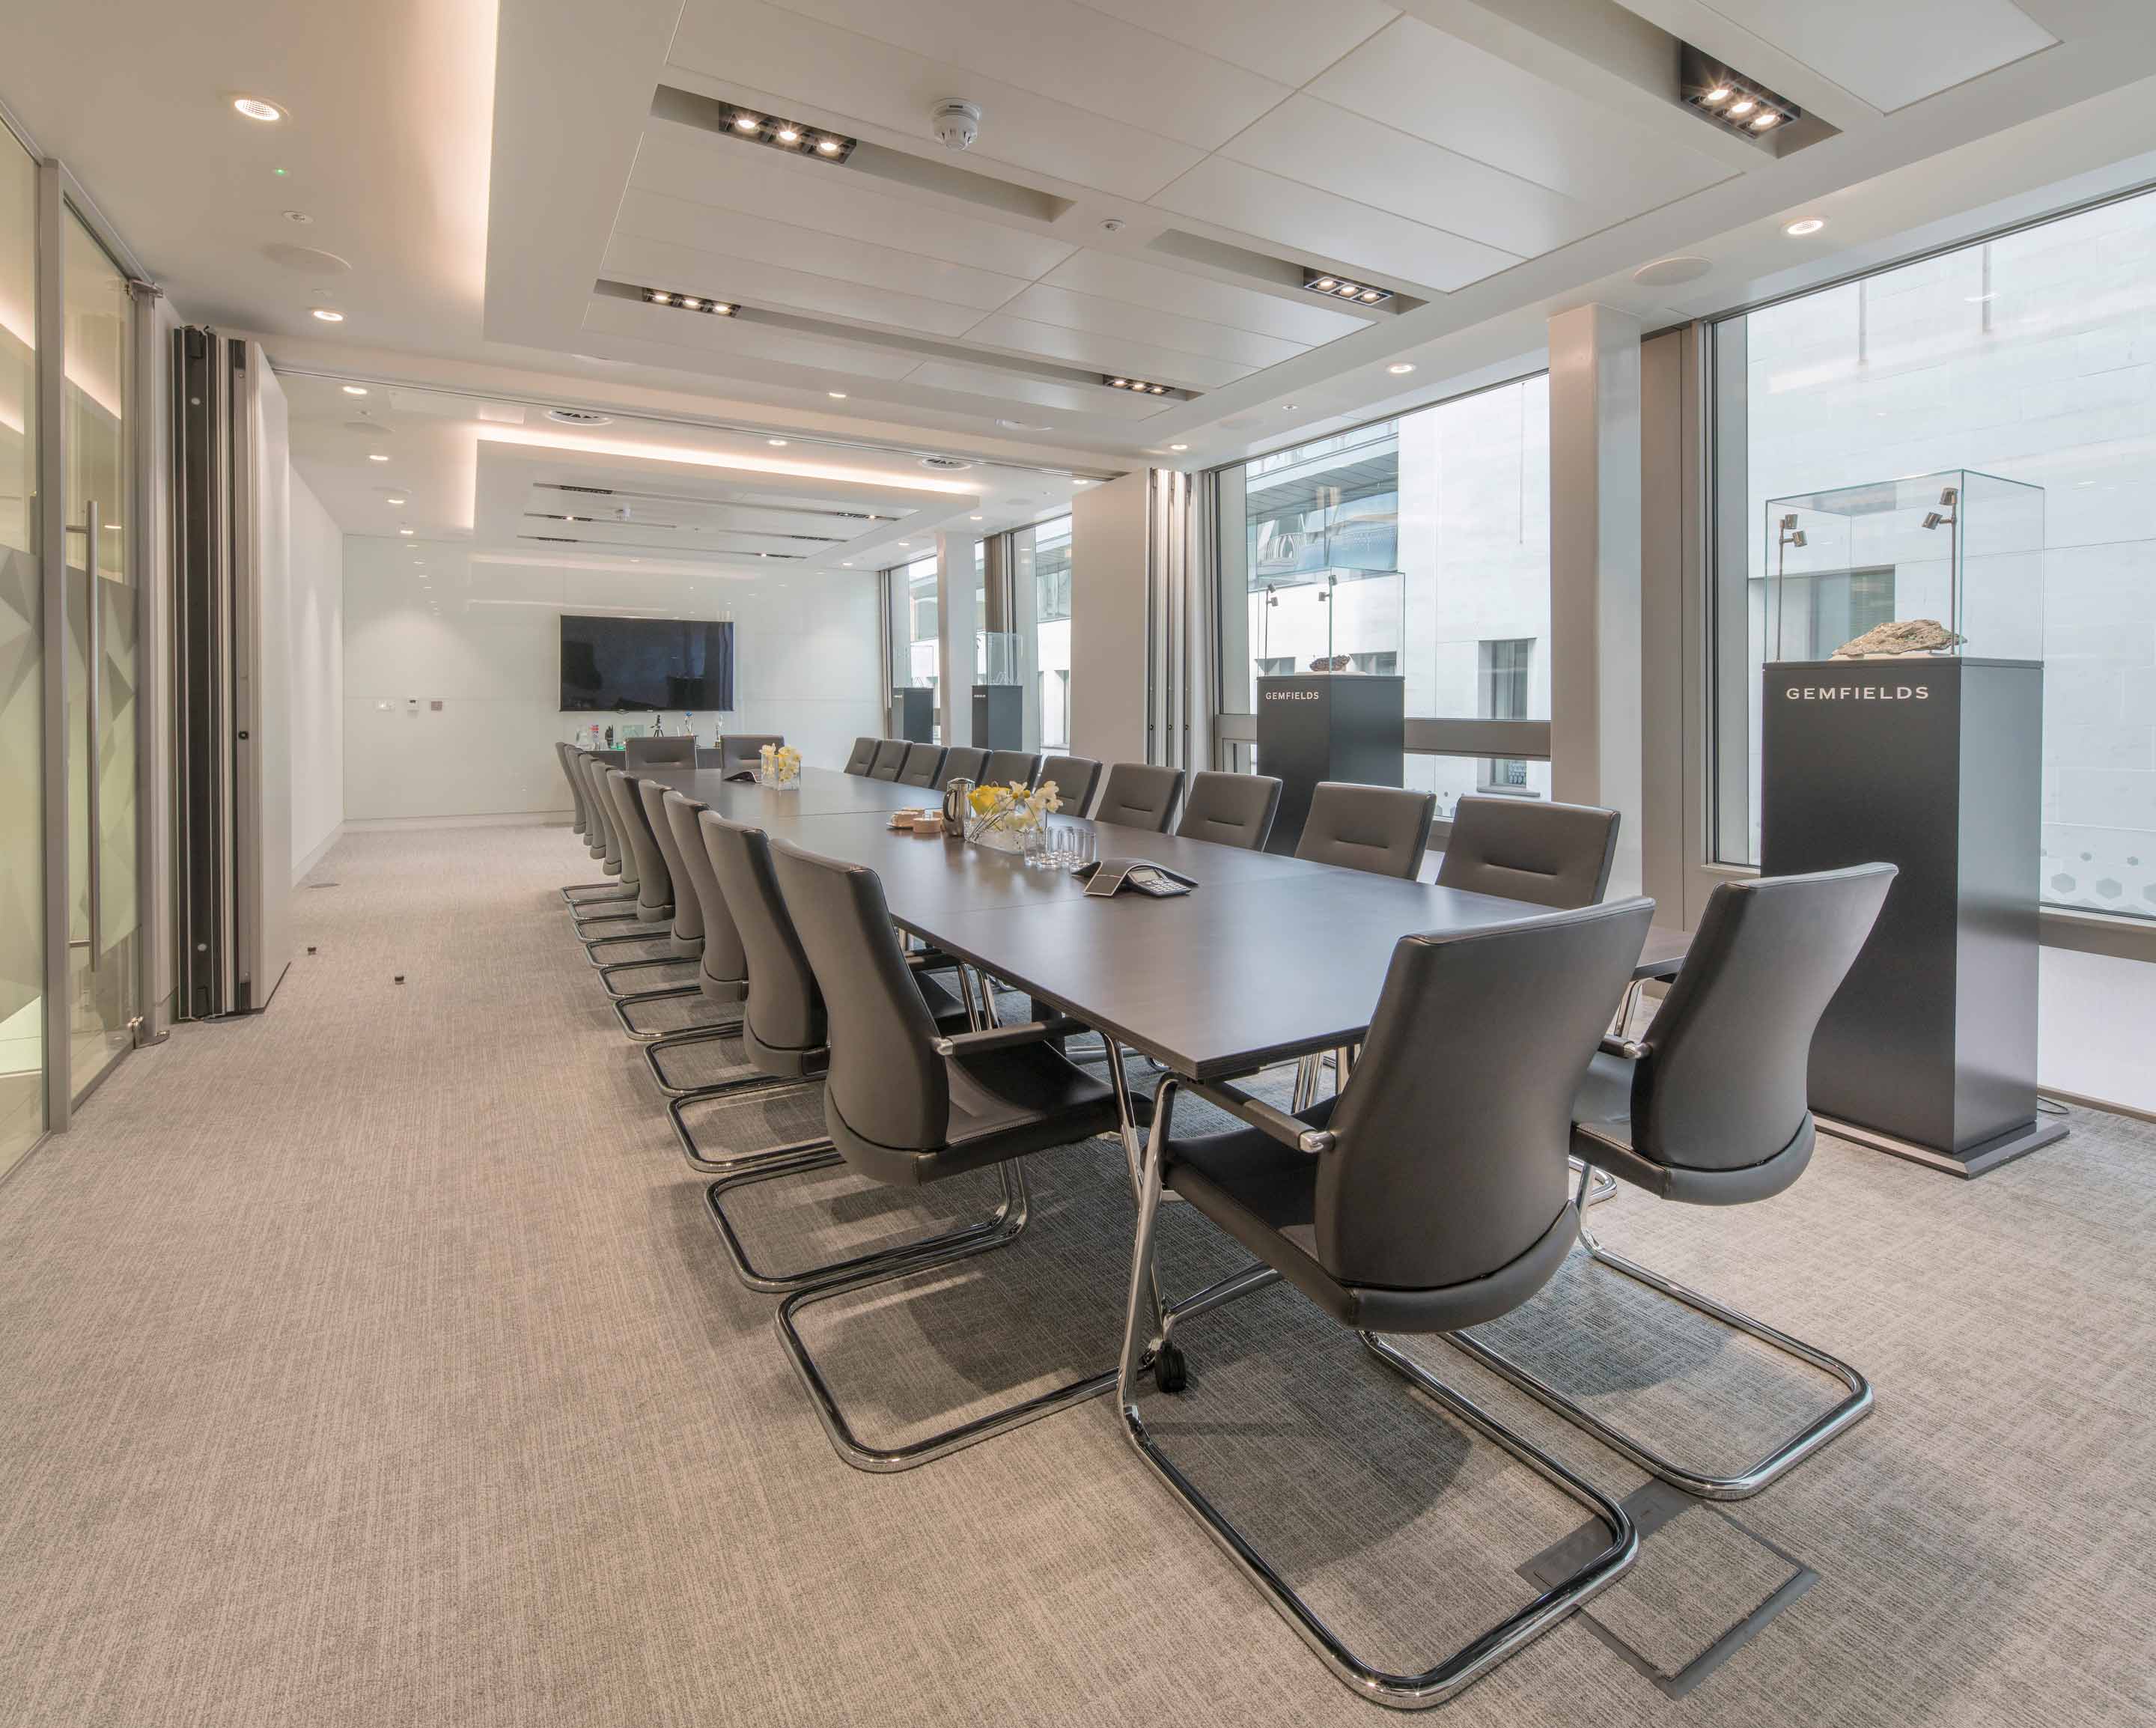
719,103 -> 856,164
1302,272 -> 1392,305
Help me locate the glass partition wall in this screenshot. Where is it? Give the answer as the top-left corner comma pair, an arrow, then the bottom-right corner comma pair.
1213,376 -> 1551,817
885,551 -> 940,740
0,127 -> 150,1175
1709,186 -> 2156,921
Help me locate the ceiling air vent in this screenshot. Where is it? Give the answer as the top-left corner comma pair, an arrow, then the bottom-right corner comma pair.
547,408 -> 615,427
549,482 -> 615,493
919,455 -> 974,472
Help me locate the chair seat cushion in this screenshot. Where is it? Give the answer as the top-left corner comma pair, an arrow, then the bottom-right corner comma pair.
1163,1099 -> 1576,1333
1571,1050 -> 1815,1206
835,1042 -> 1119,1187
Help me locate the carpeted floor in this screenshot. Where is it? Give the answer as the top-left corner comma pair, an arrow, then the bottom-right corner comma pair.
0,822 -> 2149,1727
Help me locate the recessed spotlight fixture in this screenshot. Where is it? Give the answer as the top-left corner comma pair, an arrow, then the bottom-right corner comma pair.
714,103 -> 859,163
1388,362 -> 1416,375
1302,270 -> 1392,306
1683,53 -> 1798,141
386,496 -> 407,505
827,391 -> 847,399
368,452 -> 389,463
342,384 -> 368,395
233,97 -> 284,123
310,307 -> 344,322
1103,374 -> 1176,396
841,561 -> 852,566
1072,478 -> 1088,486
641,285 -> 735,316
1169,443 -> 1188,451
1784,218 -> 1825,236
767,438 -> 788,446
1281,404 -> 1298,411
398,527 -> 413,536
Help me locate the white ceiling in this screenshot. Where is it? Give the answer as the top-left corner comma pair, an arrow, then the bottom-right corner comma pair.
4,0 -> 2156,552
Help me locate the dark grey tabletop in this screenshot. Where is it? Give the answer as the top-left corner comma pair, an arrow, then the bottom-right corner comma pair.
623,765 -> 1665,1080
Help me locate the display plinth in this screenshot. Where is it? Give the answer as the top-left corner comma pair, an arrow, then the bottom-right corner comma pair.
894,687 -> 935,743
1255,674 -> 1405,855
971,685 -> 1023,752
1761,657 -> 2062,1177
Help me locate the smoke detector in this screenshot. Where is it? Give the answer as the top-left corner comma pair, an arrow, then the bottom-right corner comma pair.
547,407 -> 613,427
929,97 -> 981,151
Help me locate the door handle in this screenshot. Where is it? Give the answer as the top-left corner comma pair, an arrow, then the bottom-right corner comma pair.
64,499 -> 102,970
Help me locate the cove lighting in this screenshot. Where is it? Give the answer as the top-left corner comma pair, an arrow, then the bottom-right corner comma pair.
1302,270 -> 1392,306
477,428 -> 981,496
1103,374 -> 1174,395
716,103 -> 857,164
642,286 -> 735,315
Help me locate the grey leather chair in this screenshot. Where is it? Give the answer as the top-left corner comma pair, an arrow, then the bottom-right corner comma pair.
594,770 -> 684,992
677,814 -> 971,1178
1034,754 -> 1101,815
570,755 -> 651,943
1176,771 -> 1282,851
1449,863 -> 1896,1502
1294,782 -> 1436,880
980,749 -> 1041,788
624,734 -> 696,767
934,746 -> 987,791
1092,764 -> 1184,833
1118,898 -> 1654,1707
558,745 -> 632,907
722,734 -> 784,774
1436,796 -> 1619,908
897,743 -> 945,788
867,739 -> 910,781
843,736 -> 879,776
555,742 -> 590,839
718,840 -> 1122,1472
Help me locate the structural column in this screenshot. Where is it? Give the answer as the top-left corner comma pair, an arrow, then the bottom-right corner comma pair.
1547,303 -> 1645,898
934,530 -> 979,746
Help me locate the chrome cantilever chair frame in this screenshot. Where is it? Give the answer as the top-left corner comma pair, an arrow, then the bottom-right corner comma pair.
1442,1130 -> 1872,1503
1116,1080 -> 1637,1711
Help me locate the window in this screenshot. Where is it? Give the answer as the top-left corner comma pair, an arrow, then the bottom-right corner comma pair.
1479,639 -> 1532,792
1007,516 -> 1072,750
885,553 -> 940,739
1709,189 -> 2156,920
1216,374 -> 1551,817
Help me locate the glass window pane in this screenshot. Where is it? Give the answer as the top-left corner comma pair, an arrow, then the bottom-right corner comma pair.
1713,190 -> 2156,920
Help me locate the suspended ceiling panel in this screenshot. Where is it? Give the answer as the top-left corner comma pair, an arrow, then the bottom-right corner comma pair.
1070,0 -> 1398,87
1696,0 -> 2056,113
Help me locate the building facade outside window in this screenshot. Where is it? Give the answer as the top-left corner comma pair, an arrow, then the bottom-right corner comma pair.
1216,375 -> 1551,817
1710,187 -> 2156,922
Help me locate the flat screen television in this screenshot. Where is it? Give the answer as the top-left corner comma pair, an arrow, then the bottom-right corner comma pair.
559,615 -> 734,713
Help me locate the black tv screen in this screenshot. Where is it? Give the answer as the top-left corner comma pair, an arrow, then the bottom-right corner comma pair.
559,615 -> 734,713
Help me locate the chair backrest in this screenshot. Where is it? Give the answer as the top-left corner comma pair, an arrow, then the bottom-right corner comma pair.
1093,763 -> 1184,833
624,734 -> 695,767
699,814 -> 824,1055
555,743 -> 590,834
1294,782 -> 1435,880
935,746 -> 987,791
770,842 -> 948,1152
980,749 -> 1040,789
867,739 -> 910,780
1176,772 -> 1282,851
898,742 -> 945,788
579,755 -> 626,877
1630,865 -> 1895,1172
843,736 -> 879,776
1437,797 -> 1619,908
1035,754 -> 1102,816
607,769 -> 670,911
664,792 -> 746,988
1321,898 -> 1655,1292
722,734 -> 784,774
639,779 -> 701,942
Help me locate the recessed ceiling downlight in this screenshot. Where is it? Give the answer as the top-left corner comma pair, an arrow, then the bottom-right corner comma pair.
310,307 -> 344,322
233,97 -> 284,122
546,408 -> 614,427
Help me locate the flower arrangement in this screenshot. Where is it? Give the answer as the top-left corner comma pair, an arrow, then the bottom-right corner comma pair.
965,779 -> 1060,851
758,742 -> 802,786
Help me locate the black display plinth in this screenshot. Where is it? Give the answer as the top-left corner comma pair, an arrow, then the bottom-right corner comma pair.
1255,674 -> 1405,855
1761,657 -> 2062,1178
972,684 -> 1023,751
894,687 -> 935,743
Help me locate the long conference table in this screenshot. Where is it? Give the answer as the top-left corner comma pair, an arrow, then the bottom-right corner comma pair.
627,764 -> 1684,1089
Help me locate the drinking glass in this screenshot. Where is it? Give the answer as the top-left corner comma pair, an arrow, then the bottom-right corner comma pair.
1022,825 -> 1048,868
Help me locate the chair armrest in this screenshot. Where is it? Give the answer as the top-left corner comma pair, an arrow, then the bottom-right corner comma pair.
1187,1080 -> 1335,1154
934,1021 -> 1054,1057
1599,1034 -> 1648,1062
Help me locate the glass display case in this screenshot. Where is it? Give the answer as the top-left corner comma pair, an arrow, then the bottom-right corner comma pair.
1249,566 -> 1406,677
1764,469 -> 2044,661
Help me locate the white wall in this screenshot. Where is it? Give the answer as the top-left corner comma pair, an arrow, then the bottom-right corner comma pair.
1069,471 -> 1151,763
2039,946 -> 2156,1115
287,469 -> 344,876
342,540 -> 882,821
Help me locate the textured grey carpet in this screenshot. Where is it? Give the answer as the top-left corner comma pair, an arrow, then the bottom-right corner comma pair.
0,823 -> 2151,1727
